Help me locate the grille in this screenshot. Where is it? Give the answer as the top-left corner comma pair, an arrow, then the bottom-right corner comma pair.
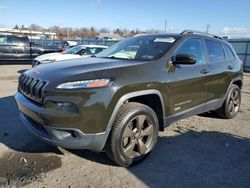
18,74 -> 47,103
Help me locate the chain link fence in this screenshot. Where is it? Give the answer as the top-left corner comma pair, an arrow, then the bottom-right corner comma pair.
31,39 -> 119,47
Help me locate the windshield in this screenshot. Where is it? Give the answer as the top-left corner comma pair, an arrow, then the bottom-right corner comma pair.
96,35 -> 177,60
63,46 -> 83,54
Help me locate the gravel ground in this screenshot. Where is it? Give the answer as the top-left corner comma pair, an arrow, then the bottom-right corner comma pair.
0,65 -> 250,188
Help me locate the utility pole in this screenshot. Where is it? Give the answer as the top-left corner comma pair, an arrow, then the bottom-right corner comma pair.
205,25 -> 210,34
164,19 -> 167,33
67,27 -> 70,39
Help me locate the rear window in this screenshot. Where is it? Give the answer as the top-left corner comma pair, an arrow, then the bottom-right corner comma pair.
205,40 -> 226,63
223,43 -> 236,61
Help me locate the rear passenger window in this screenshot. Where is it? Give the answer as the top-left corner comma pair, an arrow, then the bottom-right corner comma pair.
223,44 -> 236,61
205,40 -> 226,63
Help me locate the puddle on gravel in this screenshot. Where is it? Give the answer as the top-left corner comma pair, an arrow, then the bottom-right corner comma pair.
0,152 -> 62,187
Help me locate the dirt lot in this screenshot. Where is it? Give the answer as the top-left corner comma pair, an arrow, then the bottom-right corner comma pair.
0,65 -> 250,188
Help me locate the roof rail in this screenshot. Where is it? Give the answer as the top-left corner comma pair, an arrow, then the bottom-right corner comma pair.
181,30 -> 223,40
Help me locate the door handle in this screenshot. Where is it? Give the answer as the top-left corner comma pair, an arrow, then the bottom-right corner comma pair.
227,65 -> 233,70
200,69 -> 209,74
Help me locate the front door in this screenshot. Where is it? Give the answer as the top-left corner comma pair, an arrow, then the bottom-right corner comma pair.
166,38 -> 209,116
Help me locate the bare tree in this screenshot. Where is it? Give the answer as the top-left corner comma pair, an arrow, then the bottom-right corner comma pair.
99,27 -> 110,33
13,23 -> 162,39
29,24 -> 43,31
13,25 -> 19,29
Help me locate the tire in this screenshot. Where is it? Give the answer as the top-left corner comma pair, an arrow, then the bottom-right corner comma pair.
216,84 -> 241,119
105,102 -> 159,167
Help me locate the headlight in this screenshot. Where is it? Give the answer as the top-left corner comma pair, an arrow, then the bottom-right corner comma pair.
56,79 -> 111,89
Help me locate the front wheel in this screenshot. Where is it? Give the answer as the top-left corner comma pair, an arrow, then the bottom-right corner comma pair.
105,102 -> 159,167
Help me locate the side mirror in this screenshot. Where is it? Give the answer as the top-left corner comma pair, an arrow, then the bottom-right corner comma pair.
172,54 -> 196,65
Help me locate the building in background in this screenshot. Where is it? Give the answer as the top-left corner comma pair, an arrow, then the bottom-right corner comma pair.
227,39 -> 250,72
96,33 -> 124,40
0,28 -> 57,39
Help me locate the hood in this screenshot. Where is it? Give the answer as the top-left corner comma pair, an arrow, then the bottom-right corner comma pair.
24,57 -> 145,87
35,53 -> 81,63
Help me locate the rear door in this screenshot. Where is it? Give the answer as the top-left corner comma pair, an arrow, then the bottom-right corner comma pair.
204,39 -> 231,101
11,36 -> 31,61
167,38 -> 209,115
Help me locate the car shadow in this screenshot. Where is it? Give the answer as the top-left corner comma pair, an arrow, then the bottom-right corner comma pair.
129,130 -> 250,187
69,129 -> 250,187
67,149 -> 116,166
0,60 -> 31,65
198,111 -> 223,119
0,95 -> 62,154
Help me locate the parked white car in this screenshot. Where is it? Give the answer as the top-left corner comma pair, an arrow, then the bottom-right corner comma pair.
32,44 -> 108,67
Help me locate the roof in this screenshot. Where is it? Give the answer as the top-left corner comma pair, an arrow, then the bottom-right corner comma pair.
133,32 -> 226,41
133,33 -> 181,38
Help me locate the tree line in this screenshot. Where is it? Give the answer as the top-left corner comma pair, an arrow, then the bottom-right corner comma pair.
13,24 -> 161,39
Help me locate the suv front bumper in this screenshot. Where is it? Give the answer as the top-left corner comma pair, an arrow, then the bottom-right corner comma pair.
15,92 -> 109,152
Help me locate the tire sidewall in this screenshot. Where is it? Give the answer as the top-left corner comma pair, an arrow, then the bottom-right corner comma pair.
113,104 -> 159,166
224,84 -> 241,118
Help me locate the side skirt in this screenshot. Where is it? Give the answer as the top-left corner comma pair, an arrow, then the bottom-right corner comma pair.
164,98 -> 224,127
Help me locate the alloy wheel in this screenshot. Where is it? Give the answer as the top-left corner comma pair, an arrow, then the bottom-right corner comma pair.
228,89 -> 240,116
121,115 -> 155,159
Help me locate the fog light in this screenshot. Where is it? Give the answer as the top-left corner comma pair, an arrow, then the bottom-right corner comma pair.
55,102 -> 78,113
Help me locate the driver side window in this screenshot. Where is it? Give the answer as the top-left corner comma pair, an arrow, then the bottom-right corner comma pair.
173,38 -> 204,65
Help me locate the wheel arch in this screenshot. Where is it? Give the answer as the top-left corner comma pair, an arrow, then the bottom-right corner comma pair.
106,89 -> 166,133
232,79 -> 242,89
223,77 -> 243,101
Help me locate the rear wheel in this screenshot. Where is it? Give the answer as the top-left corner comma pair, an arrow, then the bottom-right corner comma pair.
216,84 -> 241,119
105,102 -> 159,167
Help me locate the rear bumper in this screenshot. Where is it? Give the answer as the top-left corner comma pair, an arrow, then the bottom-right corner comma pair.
15,92 -> 109,152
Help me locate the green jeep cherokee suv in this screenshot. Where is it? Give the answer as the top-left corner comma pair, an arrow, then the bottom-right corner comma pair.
15,30 -> 243,167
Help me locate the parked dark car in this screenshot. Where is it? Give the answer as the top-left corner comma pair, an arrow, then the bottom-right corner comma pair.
15,30 -> 243,167
47,40 -> 77,52
0,35 -> 61,64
